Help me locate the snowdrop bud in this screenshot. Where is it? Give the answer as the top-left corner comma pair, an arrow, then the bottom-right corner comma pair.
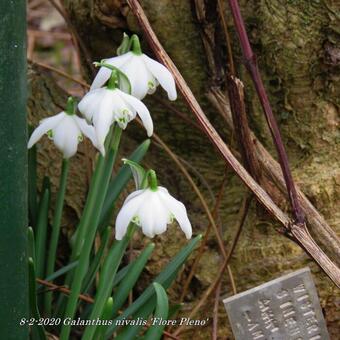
27,97 -> 98,158
91,34 -> 177,101
115,183 -> 192,241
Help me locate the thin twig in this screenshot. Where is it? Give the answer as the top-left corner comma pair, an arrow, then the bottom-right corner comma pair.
29,59 -> 90,89
36,278 -> 94,304
227,265 -> 237,294
212,280 -> 222,340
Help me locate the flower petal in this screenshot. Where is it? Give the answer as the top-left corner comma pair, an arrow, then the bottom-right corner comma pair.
53,115 -> 80,158
138,202 -> 156,238
118,90 -> 153,136
90,52 -> 133,90
158,188 -> 192,239
115,190 -> 145,240
73,115 -> 100,154
142,54 -> 177,101
121,56 -> 151,99
152,193 -> 169,235
27,112 -> 65,149
78,88 -> 106,122
92,90 -> 116,153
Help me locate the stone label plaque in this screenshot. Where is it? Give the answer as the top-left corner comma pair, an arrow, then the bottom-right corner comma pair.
223,267 -> 329,340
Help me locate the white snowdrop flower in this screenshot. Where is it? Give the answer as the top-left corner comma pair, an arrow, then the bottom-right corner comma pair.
91,34 -> 177,101
79,70 -> 153,153
115,176 -> 192,240
78,80 -> 153,155
27,97 -> 98,159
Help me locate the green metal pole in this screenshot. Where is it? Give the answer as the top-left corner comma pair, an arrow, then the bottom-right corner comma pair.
0,0 -> 28,339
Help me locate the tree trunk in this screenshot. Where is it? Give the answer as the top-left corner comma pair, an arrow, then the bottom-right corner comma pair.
31,0 -> 339,338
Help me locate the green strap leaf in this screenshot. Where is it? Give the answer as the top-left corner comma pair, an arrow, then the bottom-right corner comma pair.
114,297 -> 156,340
82,226 -> 136,340
28,258 -> 46,340
111,242 -> 155,317
35,187 -> 50,280
93,297 -> 114,340
82,226 -> 112,294
37,261 -> 78,290
143,283 -> 169,340
106,235 -> 202,336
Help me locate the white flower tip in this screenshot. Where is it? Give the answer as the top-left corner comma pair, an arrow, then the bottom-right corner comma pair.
181,220 -> 192,239
27,139 -> 34,149
184,226 -> 192,239
168,89 -> 177,101
147,127 -> 153,137
98,144 -> 106,157
115,233 -> 123,241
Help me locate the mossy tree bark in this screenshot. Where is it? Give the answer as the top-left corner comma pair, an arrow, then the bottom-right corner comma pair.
30,0 -> 340,337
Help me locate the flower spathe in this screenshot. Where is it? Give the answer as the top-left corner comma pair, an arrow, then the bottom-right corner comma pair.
115,186 -> 192,240
90,51 -> 177,101
78,87 -> 153,155
27,110 -> 98,159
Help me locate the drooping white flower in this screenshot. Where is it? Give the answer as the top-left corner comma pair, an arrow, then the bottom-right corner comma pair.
27,99 -> 98,158
90,35 -> 177,100
115,186 -> 192,240
78,87 -> 153,155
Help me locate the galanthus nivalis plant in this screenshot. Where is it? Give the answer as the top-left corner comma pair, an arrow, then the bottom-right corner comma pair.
27,33 -> 199,340
90,34 -> 177,101
78,70 -> 153,155
115,162 -> 192,240
28,97 -> 98,158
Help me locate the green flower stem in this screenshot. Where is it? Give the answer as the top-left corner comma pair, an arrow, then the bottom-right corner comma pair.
55,127 -> 117,317
55,129 -> 114,314
54,128 -> 112,317
44,158 -> 69,316
60,125 -> 122,340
